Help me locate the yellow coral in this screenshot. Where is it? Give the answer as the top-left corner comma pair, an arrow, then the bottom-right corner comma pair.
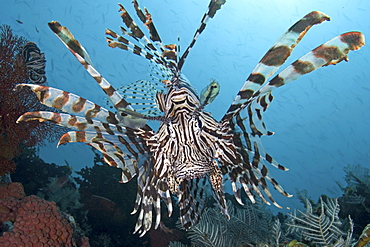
288,240 -> 309,247
355,223 -> 370,247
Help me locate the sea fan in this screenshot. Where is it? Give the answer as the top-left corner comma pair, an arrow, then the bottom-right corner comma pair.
186,205 -> 231,247
286,197 -> 352,246
178,199 -> 276,246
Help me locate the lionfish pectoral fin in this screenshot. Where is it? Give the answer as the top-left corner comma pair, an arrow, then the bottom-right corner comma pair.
48,21 -> 93,66
58,131 -> 142,182
115,80 -> 165,117
233,31 -> 365,140
223,11 -> 331,120
258,31 -> 365,96
15,84 -> 122,126
48,21 -> 151,130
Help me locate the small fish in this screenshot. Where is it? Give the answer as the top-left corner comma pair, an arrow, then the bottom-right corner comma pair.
16,19 -> 23,24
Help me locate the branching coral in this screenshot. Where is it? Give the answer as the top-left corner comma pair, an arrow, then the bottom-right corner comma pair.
0,24 -> 66,176
37,176 -> 82,213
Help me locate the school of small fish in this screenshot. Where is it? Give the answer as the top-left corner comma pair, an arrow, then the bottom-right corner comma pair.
15,0 -> 364,236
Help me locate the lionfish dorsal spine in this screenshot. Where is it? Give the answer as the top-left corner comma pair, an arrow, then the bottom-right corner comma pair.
48,21 -> 148,129
106,3 -> 177,72
178,0 -> 226,70
132,0 -> 162,43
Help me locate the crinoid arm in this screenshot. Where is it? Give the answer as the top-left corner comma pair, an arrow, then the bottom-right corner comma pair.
21,41 -> 47,84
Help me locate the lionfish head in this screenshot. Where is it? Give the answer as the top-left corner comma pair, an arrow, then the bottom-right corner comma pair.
162,75 -> 201,116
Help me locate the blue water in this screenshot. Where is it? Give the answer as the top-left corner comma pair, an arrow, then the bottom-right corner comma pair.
2,0 -> 369,214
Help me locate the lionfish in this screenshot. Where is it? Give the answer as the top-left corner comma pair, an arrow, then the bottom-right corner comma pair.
16,0 -> 364,236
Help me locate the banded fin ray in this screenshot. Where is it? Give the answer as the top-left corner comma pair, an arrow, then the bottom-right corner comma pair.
178,0 -> 226,70
17,111 -> 128,137
178,178 -> 210,229
246,31 -> 365,136
106,3 -> 176,73
223,11 -> 331,121
219,118 -> 291,208
58,130 -> 149,183
116,80 -> 165,117
15,84 -> 124,126
132,169 -> 175,237
48,21 -> 148,129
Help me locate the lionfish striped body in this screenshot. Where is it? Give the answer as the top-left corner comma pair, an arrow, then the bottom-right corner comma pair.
16,0 -> 364,236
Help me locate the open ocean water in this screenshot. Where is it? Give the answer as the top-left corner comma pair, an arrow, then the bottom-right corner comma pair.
1,0 -> 370,243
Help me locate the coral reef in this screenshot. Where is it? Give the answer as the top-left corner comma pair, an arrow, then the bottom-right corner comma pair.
0,24 -> 66,176
11,147 -> 72,196
0,182 -> 89,246
175,196 -> 278,246
37,176 -> 82,213
337,164 -> 370,235
75,151 -> 149,246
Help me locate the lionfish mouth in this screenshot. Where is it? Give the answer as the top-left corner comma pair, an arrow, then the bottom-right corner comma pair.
175,163 -> 213,180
